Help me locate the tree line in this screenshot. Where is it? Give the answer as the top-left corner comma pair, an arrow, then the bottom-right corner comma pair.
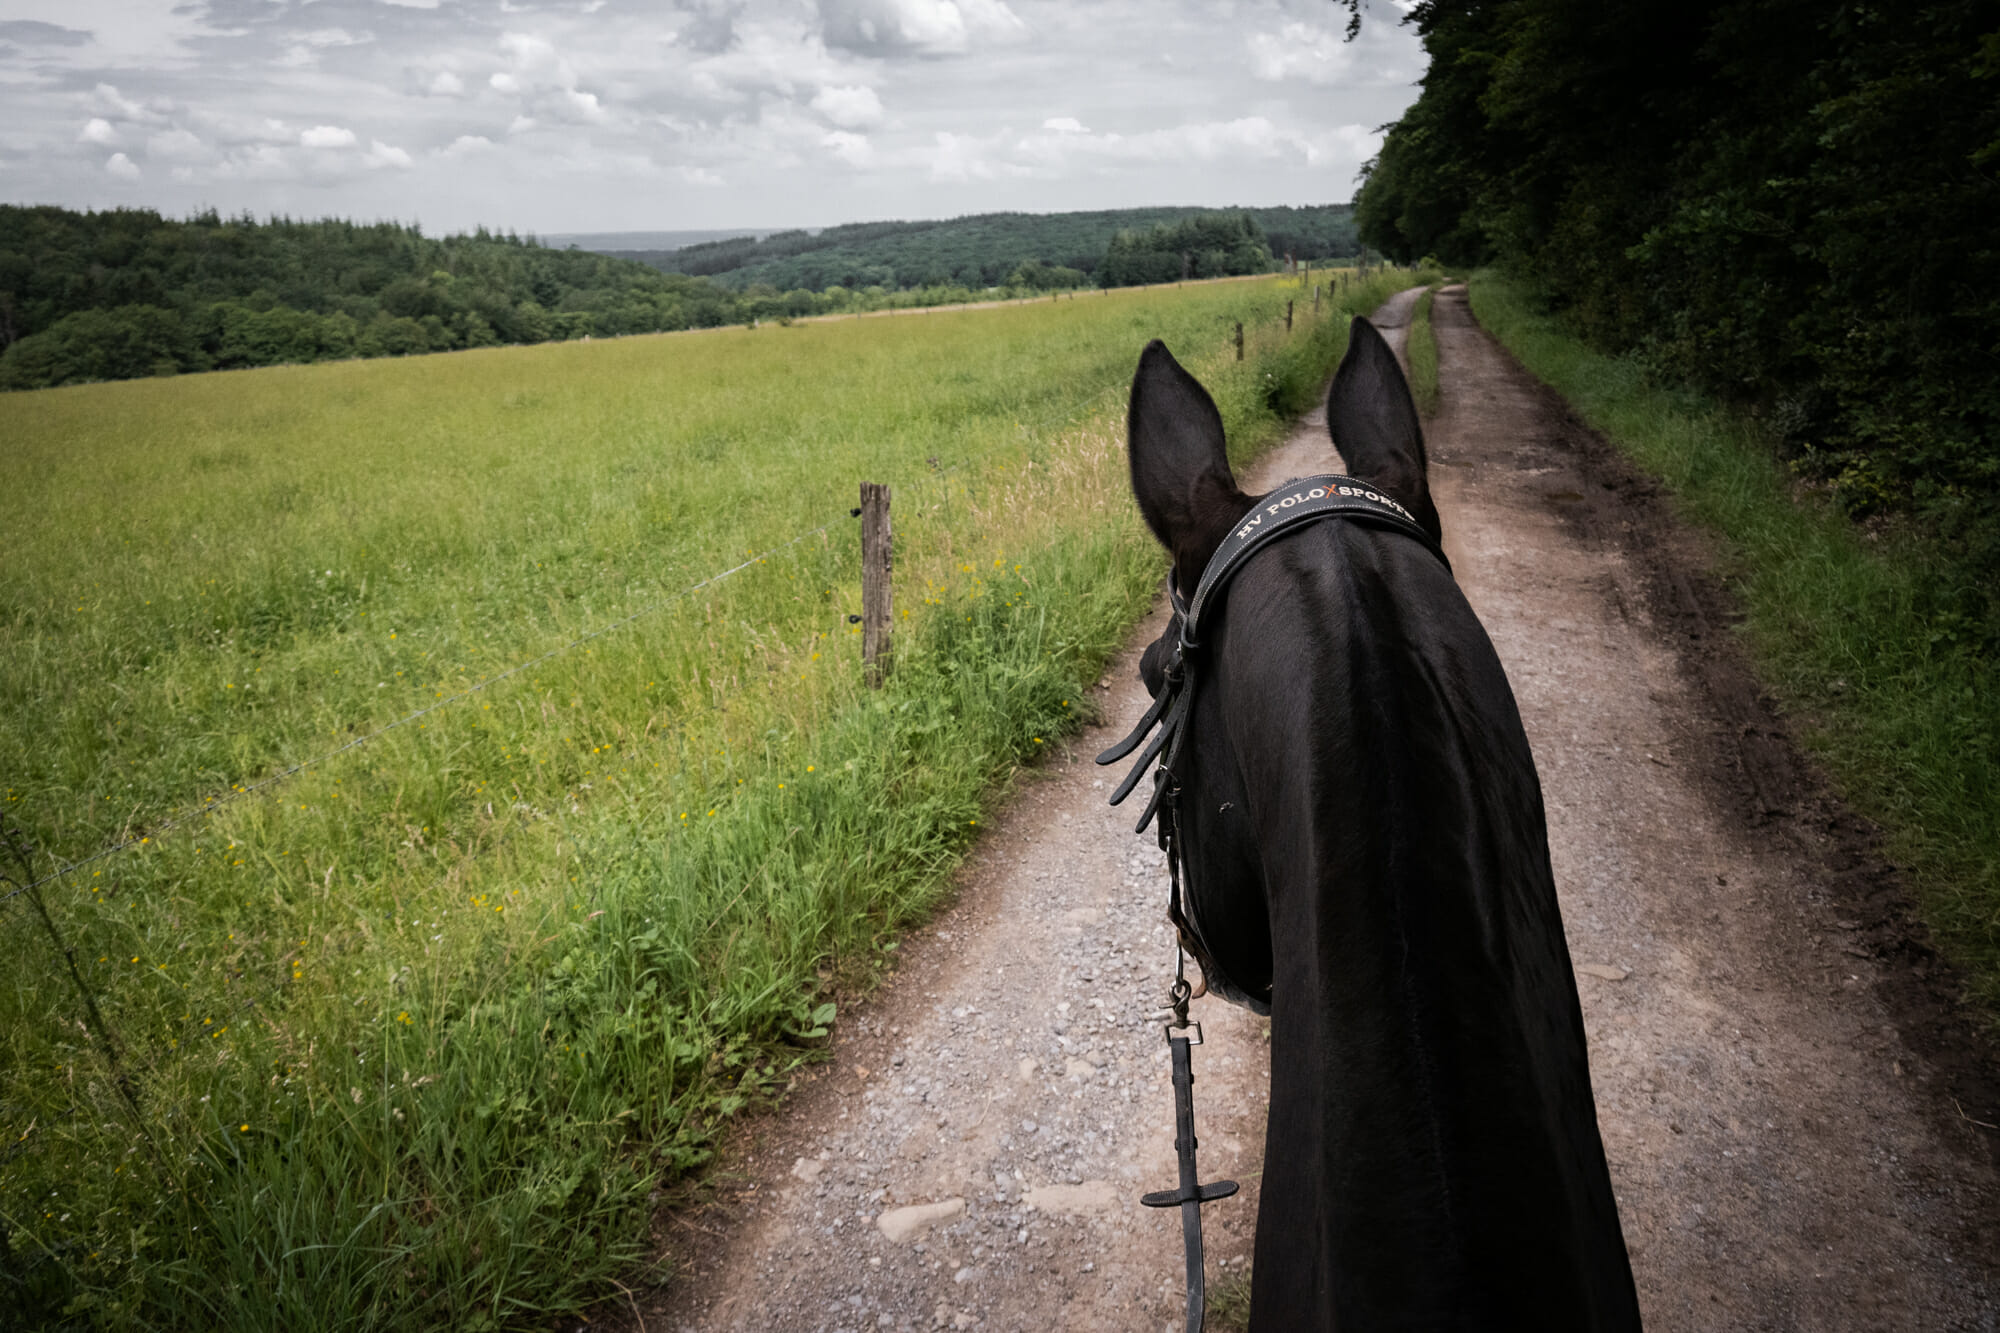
0,204 -> 1351,392
0,207 -> 751,390
608,204 -> 1354,291
1355,0 -> 2000,642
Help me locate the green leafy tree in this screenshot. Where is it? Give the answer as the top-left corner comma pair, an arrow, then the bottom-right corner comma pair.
1354,0 -> 2000,641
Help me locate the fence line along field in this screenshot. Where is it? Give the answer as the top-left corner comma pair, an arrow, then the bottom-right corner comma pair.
0,269 -> 1424,1328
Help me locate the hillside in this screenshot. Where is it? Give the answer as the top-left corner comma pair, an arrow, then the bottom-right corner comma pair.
0,205 -> 746,390
601,204 -> 1359,291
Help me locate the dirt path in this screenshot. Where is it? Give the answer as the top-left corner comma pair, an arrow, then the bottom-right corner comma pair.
636,287 -> 1999,1332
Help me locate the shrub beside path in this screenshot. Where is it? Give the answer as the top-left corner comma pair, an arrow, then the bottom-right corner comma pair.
636,288 -> 1998,1332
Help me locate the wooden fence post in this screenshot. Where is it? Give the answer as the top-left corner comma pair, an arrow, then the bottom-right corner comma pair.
1285,300 -> 1294,333
859,482 -> 892,687
1314,283 -> 1321,312
1234,321 -> 1244,360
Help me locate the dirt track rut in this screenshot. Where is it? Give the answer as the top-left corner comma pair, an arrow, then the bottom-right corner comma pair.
638,287 -> 2000,1332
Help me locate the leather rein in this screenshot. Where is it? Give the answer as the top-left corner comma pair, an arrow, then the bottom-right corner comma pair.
1093,474 -> 1450,1332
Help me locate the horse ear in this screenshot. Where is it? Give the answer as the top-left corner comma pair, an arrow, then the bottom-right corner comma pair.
1127,339 -> 1245,576
1327,316 -> 1443,543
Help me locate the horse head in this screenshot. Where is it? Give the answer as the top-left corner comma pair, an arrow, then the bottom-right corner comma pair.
1117,320 -> 1640,1328
1124,318 -> 1443,1014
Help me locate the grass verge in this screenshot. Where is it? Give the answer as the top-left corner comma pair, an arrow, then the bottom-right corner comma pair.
0,269 -> 1423,1329
1468,270 -> 1999,1024
1406,285 -> 1440,417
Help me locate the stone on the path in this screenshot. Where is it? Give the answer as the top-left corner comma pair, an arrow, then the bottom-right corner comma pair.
1023,1180 -> 1121,1215
791,1156 -> 825,1183
1016,1056 -> 1036,1082
877,1197 -> 965,1242
1576,963 -> 1631,982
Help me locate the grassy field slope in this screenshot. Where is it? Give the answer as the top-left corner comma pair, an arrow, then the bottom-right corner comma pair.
1,270 -> 1419,1328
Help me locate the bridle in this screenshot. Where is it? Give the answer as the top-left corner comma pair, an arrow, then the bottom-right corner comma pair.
1097,473 -> 1451,999
1094,473 -> 1450,1332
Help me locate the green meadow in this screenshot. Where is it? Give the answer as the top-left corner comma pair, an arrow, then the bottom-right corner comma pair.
0,270 -> 1421,1328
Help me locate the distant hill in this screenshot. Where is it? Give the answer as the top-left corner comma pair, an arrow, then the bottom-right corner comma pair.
0,206 -> 752,390
542,228 -> 769,253
1,203 -> 1358,391
590,205 -> 1359,292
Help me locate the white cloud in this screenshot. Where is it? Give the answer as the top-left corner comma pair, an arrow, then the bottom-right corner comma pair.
822,129 -> 874,167
1248,20 -> 1415,88
300,124 -> 358,148
1247,23 -> 1352,84
686,19 -> 851,102
820,0 -> 1025,56
911,114 -> 1377,185
487,31 -> 610,123
209,144 -> 298,182
928,129 -> 1023,182
509,114 -> 537,134
363,139 -> 413,169
104,152 -> 139,180
79,117 -> 120,146
277,27 -> 373,69
91,83 -> 166,125
440,134 -> 495,156
147,128 -> 208,161
428,70 -> 465,96
678,164 -> 724,186
379,0 -> 442,8
812,84 -> 883,129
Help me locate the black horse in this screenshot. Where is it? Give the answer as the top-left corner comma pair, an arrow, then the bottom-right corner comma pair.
1119,323 -> 1641,1329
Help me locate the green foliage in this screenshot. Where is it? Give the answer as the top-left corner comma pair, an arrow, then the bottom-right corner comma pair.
0,206 -> 750,390
0,269 -> 1414,1328
1098,213 -> 1272,287
0,206 -> 1361,392
607,206 -> 1357,293
1472,270 -> 1999,1026
1354,0 -> 2000,649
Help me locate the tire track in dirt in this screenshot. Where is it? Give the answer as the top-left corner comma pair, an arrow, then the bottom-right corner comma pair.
631,286 -> 1998,1332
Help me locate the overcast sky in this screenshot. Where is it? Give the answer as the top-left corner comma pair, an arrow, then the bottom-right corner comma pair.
0,0 -> 1425,236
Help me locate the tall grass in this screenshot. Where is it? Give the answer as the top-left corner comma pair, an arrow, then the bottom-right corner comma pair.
1469,271 -> 1999,1022
0,270 -> 1422,1328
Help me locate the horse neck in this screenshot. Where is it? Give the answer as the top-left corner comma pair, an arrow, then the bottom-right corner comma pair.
1211,529 -> 1629,1324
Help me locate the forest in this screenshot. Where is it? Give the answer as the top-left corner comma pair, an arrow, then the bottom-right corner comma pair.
0,203 -> 1353,391
606,204 -> 1356,290
1353,0 -> 2000,645
0,207 -> 747,390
